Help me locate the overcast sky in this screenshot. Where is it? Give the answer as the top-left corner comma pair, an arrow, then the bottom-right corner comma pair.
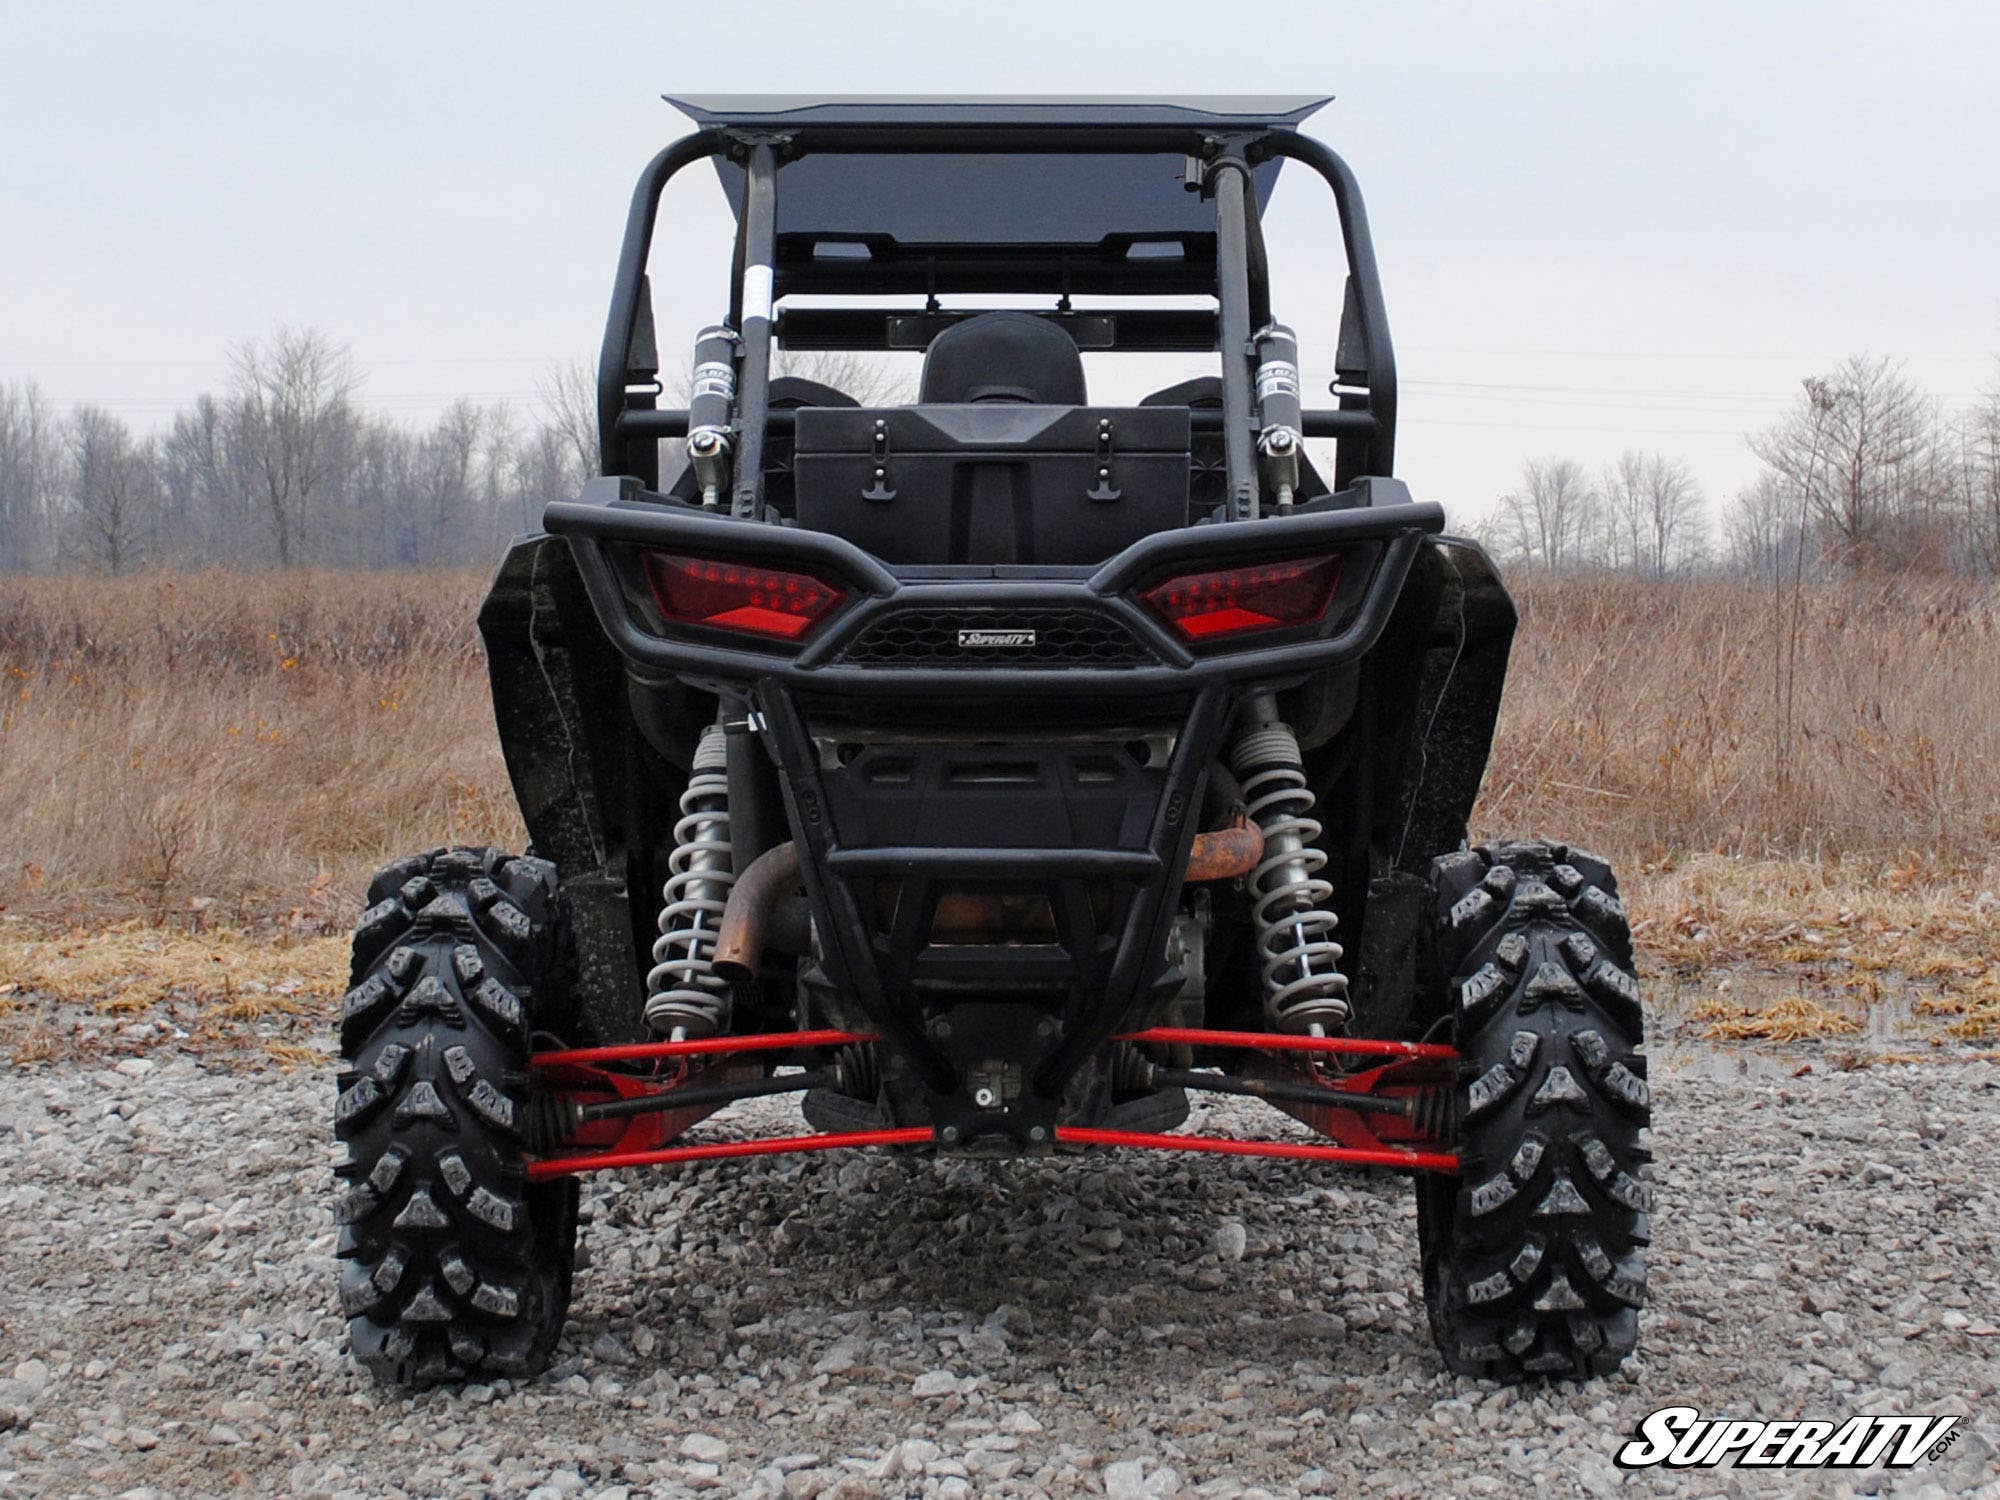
5,2 -> 1996,520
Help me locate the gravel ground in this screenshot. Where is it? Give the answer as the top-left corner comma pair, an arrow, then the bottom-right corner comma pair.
1,1030 -> 1996,1500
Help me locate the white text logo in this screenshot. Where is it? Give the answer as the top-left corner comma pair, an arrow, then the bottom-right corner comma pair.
1614,1407 -> 1960,1470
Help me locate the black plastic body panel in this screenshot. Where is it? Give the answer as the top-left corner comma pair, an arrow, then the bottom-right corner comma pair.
479,517 -> 1515,1118
793,405 -> 1191,566
543,484 -> 1443,700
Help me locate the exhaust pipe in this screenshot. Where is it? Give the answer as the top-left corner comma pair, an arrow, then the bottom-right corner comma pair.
1185,813 -> 1264,883
714,817 -> 1258,983
712,841 -> 802,983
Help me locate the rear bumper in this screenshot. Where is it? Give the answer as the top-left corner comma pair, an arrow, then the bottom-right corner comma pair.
538,487 -> 1446,1137
542,486 -> 1444,698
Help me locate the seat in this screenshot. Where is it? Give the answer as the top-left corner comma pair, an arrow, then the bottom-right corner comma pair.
919,312 -> 1087,406
767,375 -> 860,410
1139,375 -> 1224,412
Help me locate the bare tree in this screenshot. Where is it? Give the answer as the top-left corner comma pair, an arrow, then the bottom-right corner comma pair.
1491,457 -> 1595,569
1724,472 -> 1810,582
400,400 -> 483,565
773,348 -> 915,406
1957,377 -> 2000,574
1750,356 -> 1934,572
159,392 -> 254,565
226,327 -> 359,567
1610,451 -> 1708,577
536,359 -> 599,485
64,406 -> 159,574
658,346 -> 915,409
506,424 -> 582,534
0,379 -> 59,571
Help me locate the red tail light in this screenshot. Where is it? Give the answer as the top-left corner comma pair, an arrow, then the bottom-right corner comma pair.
1140,556 -> 1342,642
642,551 -> 847,642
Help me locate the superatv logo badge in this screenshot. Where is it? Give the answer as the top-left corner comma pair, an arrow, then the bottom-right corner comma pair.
957,629 -> 1037,648
1615,1406 -> 1960,1470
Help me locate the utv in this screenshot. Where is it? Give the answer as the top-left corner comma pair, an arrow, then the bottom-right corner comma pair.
333,96 -> 1651,1388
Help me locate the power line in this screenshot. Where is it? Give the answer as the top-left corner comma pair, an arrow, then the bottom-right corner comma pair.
1399,345 -> 2000,364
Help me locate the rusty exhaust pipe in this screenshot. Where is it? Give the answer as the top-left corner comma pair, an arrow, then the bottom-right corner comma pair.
1185,813 -> 1264,883
712,841 -> 801,983
717,816 -> 1255,982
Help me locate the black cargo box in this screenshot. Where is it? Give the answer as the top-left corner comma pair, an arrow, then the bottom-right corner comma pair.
792,405 -> 1191,566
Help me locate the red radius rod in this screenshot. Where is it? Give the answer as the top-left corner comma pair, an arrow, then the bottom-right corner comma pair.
529,1026 -> 1459,1072
531,1028 -> 871,1070
526,1127 -> 931,1181
524,1025 -> 1461,1180
1055,1127 -> 1459,1174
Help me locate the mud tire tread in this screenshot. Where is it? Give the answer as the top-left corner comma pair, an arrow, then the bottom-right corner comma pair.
1418,839 -> 1651,1382
334,846 -> 577,1387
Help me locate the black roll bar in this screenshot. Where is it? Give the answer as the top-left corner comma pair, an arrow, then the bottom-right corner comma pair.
1207,155 -> 1260,521
594,120 -> 1400,491
729,142 -> 778,517
613,406 -> 1381,442
1258,132 -> 1398,479
597,129 -> 730,485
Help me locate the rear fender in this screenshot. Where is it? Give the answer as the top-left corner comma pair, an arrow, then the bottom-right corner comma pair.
479,536 -> 688,1043
1316,536 -> 1517,1036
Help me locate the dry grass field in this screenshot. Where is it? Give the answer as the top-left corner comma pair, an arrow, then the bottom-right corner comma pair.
1,566 -> 1996,1052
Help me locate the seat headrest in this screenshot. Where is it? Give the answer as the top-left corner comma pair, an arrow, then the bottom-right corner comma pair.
918,311 -> 1087,406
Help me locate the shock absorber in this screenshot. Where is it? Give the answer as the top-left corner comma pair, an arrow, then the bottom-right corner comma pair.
1228,700 -> 1350,1036
686,325 -> 737,511
1252,323 -> 1303,511
644,722 -> 736,1038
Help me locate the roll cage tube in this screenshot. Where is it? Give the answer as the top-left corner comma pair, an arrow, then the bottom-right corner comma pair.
593,115 -> 1398,504
1207,152 -> 1259,521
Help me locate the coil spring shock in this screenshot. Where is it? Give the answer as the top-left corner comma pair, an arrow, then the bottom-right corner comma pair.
644,723 -> 735,1038
833,1042 -> 881,1102
1228,713 -> 1351,1036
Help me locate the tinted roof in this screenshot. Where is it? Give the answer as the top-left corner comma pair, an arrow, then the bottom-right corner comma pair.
667,96 -> 1327,295
665,96 -> 1330,129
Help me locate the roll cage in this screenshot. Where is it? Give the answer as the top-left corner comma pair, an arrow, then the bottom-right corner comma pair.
594,95 -> 1399,506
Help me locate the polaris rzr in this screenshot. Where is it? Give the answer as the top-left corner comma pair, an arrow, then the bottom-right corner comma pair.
333,96 -> 1652,1388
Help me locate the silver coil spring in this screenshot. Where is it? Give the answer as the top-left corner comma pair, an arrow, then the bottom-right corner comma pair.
1228,719 -> 1350,1035
644,723 -> 736,1038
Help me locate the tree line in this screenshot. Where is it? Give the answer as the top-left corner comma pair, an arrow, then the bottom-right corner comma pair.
0,330 -> 923,576
0,328 -> 598,574
3,331 -> 1995,579
1482,355 -> 2000,579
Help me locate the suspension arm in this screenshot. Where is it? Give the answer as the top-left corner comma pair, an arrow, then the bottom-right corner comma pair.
523,1026 -> 1461,1178
577,1066 -> 834,1124
1057,1126 -> 1458,1174
1142,1063 -> 1411,1117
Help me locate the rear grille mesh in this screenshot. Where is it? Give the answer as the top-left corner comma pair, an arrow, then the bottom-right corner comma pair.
837,606 -> 1158,669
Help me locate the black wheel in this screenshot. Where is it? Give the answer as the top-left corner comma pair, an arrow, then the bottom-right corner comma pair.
333,847 -> 579,1386
1416,839 -> 1652,1381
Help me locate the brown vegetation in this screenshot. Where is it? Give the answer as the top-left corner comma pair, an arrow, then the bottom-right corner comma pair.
1482,574 -> 2000,862
1,568 -> 1995,1044
0,568 -> 515,926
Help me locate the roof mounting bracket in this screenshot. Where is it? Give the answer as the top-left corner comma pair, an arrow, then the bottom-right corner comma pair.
723,127 -> 799,161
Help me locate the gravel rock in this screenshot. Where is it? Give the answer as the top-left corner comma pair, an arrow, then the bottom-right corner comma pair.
1213,1221 -> 1249,1262
1,1037 -> 1996,1496
1105,1457 -> 1149,1498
